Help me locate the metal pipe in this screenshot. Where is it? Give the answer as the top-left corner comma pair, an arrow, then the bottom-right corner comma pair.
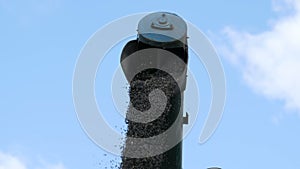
120,12 -> 188,169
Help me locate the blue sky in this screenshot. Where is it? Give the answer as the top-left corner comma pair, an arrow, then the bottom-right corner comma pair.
1,0 -> 300,169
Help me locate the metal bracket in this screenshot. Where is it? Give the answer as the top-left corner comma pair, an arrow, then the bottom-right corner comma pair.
183,112 -> 189,125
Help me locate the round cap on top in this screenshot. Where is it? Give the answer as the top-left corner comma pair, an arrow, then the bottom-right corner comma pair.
138,12 -> 187,48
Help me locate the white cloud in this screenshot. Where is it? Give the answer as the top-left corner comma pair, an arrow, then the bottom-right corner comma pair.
0,152 -> 67,169
221,0 -> 300,113
0,152 -> 26,169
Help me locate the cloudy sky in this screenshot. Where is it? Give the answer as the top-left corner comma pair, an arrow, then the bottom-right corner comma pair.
1,0 -> 300,169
